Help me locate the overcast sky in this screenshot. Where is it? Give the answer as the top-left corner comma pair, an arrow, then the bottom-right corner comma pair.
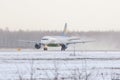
0,0 -> 120,31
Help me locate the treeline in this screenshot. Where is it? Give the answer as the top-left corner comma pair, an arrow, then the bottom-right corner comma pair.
0,29 -> 120,50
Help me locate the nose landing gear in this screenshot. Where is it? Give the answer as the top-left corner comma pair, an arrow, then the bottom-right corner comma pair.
44,47 -> 48,51
43,45 -> 48,51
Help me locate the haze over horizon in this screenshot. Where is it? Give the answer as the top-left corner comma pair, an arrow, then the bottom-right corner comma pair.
0,0 -> 120,31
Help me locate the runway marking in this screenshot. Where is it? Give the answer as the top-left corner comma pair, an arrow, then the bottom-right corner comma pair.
1,57 -> 120,61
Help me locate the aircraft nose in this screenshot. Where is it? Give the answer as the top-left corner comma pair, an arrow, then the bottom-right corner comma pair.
41,38 -> 50,44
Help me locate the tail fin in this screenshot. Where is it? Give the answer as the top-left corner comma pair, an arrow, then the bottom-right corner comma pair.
62,23 -> 67,36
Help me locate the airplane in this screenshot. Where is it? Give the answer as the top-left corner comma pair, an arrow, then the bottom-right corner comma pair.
20,23 -> 93,51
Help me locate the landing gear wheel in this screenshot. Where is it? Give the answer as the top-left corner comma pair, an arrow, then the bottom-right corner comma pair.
44,48 -> 48,51
61,44 -> 67,51
61,48 -> 65,51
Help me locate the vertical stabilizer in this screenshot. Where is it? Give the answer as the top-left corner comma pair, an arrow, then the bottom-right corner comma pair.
62,23 -> 67,36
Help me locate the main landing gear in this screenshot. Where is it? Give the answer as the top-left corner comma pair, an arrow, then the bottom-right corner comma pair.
61,44 -> 67,51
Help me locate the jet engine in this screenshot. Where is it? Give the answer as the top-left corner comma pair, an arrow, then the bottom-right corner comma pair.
35,43 -> 41,49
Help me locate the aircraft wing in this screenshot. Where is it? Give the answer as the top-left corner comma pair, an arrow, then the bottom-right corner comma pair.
18,40 -> 38,43
67,40 -> 94,44
54,39 -> 94,45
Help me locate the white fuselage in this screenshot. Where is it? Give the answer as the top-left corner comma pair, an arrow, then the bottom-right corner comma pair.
40,36 -> 80,46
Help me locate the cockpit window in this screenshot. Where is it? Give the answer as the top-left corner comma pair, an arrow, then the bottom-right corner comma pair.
42,38 -> 49,40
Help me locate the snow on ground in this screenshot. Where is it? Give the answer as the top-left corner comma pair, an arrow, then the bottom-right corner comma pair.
0,50 -> 120,80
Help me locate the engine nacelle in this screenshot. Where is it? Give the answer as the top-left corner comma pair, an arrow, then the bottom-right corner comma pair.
35,43 -> 41,49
